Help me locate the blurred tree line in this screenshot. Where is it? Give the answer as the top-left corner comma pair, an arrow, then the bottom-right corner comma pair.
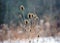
0,0 -> 6,24
0,0 -> 60,25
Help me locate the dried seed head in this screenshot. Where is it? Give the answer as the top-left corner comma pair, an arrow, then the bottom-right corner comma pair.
20,5 -> 25,11
33,14 -> 37,18
28,13 -> 34,19
30,29 -> 31,32
34,16 -> 39,20
38,35 -> 39,38
18,15 -> 22,18
24,19 -> 29,25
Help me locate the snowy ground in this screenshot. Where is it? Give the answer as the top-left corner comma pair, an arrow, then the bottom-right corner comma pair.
0,37 -> 60,43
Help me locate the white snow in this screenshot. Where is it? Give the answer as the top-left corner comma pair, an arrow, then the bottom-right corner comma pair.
0,37 -> 60,43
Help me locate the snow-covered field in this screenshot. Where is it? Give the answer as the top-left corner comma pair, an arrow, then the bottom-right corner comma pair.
0,37 -> 60,43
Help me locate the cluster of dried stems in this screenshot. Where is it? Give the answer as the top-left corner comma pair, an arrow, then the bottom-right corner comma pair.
0,5 -> 60,41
